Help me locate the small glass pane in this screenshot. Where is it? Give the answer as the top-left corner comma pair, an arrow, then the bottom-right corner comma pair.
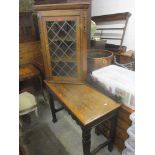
46,20 -> 77,77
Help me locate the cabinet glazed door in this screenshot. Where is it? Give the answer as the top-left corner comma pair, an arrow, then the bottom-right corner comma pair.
41,15 -> 81,83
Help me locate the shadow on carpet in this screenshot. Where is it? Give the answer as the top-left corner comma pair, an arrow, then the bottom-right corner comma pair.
21,123 -> 70,155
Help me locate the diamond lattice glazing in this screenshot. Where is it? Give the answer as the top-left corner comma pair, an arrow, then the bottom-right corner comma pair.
46,20 -> 77,76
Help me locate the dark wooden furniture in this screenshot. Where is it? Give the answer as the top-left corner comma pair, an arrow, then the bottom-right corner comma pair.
20,64 -> 40,81
44,80 -> 121,155
34,3 -> 90,83
19,12 -> 39,43
19,64 -> 43,93
19,41 -> 42,65
19,41 -> 45,94
95,105 -> 134,152
19,12 -> 43,74
32,55 -> 45,75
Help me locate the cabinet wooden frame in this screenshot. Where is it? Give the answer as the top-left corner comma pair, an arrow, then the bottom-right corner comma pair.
34,3 -> 89,83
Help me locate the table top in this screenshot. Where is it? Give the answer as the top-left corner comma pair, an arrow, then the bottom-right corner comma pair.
45,80 -> 120,126
19,64 -> 40,82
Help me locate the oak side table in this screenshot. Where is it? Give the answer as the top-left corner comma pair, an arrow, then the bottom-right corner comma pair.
44,80 -> 121,155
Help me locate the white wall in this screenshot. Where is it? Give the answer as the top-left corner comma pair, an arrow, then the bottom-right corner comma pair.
91,0 -> 135,51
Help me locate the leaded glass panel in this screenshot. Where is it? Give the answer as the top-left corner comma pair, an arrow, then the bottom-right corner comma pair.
46,20 -> 77,77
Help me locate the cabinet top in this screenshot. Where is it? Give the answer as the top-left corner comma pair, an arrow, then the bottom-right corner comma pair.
33,2 -> 90,11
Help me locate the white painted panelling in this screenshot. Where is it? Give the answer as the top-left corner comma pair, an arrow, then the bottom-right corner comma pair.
94,20 -> 126,45
91,0 -> 135,51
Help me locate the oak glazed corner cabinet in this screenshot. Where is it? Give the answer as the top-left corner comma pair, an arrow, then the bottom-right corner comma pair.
34,3 -> 90,83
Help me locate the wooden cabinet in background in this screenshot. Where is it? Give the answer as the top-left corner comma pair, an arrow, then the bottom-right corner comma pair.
19,41 -> 42,65
34,3 -> 90,83
19,12 -> 40,43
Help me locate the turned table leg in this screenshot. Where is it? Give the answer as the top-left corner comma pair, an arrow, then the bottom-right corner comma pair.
108,115 -> 117,152
49,92 -> 57,123
82,127 -> 91,155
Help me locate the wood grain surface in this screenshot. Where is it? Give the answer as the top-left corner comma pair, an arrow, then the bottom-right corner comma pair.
45,81 -> 120,125
19,41 -> 42,65
19,64 -> 40,82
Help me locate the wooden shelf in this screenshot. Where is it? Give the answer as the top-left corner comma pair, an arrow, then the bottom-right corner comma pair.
97,28 -> 124,30
100,37 -> 122,40
91,12 -> 131,47
92,12 -> 131,22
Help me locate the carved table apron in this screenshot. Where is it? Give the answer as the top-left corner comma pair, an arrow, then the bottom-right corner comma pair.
44,80 -> 120,155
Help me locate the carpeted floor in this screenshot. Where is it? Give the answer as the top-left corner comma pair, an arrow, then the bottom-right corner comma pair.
21,123 -> 69,155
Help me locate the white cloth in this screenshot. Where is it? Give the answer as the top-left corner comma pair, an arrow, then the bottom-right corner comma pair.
92,65 -> 135,109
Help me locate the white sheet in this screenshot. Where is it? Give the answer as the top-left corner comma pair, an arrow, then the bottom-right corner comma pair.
92,65 -> 135,109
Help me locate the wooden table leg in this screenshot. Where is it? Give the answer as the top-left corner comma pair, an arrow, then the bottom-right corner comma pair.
38,75 -> 47,101
48,92 -> 57,123
108,115 -> 117,152
82,127 -> 91,155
